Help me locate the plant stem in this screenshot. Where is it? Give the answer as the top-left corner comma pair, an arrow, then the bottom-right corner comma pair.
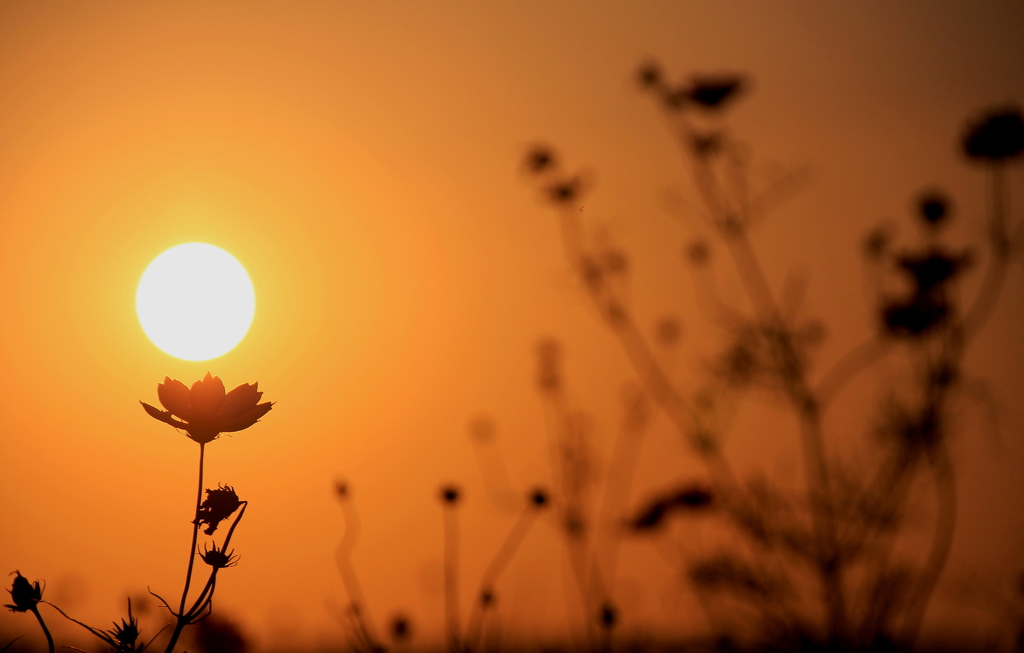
186,501 -> 247,619
964,164 -> 1010,342
901,446 -> 957,646
465,508 -> 538,651
163,442 -> 206,653
29,607 -> 54,653
443,502 -> 461,653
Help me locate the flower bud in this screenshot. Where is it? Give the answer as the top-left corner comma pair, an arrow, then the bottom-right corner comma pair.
197,485 -> 243,535
5,571 -> 42,613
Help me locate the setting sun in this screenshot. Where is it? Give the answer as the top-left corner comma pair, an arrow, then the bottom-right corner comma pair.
136,243 -> 255,361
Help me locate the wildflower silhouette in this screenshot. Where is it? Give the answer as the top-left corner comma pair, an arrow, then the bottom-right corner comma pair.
5,571 -> 53,653
199,542 -> 240,569
4,571 -> 41,613
141,372 -> 272,444
139,374 -> 269,653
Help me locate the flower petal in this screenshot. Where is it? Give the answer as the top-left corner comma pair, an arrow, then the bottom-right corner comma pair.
219,401 -> 273,433
157,378 -> 192,419
219,383 -> 261,422
190,373 -> 226,419
141,402 -> 188,429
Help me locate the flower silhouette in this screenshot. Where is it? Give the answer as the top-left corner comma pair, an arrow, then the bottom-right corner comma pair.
196,484 -> 243,535
5,571 -> 42,613
141,373 -> 273,444
200,542 -> 239,569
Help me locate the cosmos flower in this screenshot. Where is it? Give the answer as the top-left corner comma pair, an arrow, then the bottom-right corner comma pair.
141,373 -> 273,444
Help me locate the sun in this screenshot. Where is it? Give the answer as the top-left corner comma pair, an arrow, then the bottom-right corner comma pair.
137,243 -> 256,361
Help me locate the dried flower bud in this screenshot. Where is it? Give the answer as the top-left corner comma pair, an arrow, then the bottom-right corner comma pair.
5,571 -> 42,613
917,190 -> 951,228
688,75 -> 745,110
109,599 -> 141,648
524,146 -> 556,174
599,602 -> 618,629
962,105 -> 1024,162
197,484 -> 243,535
439,485 -> 461,505
200,542 -> 239,569
547,177 -> 582,204
529,487 -> 550,508
335,480 -> 349,499
389,614 -> 412,642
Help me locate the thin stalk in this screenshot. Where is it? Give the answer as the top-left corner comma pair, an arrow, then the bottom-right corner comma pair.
29,607 -> 54,653
562,208 -> 736,486
465,508 -> 539,651
186,502 -> 247,619
798,412 -> 846,643
963,165 -> 1010,343
333,492 -> 381,651
443,503 -> 461,653
901,446 -> 957,646
163,441 -> 206,653
591,391 -> 647,591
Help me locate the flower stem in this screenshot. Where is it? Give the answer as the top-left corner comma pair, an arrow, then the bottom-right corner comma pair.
163,442 -> 206,653
29,606 -> 54,653
443,503 -> 461,653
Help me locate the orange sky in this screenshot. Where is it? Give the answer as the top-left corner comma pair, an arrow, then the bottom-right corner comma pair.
1,2 -> 1023,650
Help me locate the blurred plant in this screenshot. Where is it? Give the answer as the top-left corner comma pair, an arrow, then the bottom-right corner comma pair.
330,481 -> 387,653
512,61 -> 1022,651
4,375 -> 271,653
330,478 -> 552,653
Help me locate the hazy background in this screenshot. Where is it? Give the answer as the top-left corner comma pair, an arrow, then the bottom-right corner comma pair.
1,2 -> 1022,650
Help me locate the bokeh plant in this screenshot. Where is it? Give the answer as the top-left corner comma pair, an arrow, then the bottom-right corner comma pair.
5,374 -> 272,653
509,62 -> 1024,651
322,66 -> 1021,653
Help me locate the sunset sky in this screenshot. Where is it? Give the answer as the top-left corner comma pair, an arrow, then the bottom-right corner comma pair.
1,2 -> 1023,650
